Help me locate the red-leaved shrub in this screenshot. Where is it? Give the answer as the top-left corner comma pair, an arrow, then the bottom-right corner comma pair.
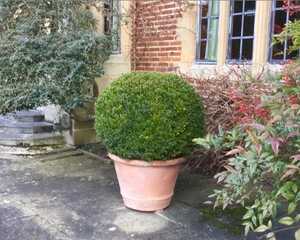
182,66 -> 272,133
282,61 -> 300,105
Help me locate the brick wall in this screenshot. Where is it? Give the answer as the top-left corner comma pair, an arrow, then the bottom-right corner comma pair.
132,0 -> 183,72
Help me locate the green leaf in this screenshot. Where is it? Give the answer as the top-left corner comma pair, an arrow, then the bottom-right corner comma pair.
281,192 -> 295,201
266,232 -> 276,240
279,217 -> 294,226
295,214 -> 300,222
243,211 -> 253,220
288,202 -> 297,215
295,229 -> 300,240
252,215 -> 257,225
292,184 -> 298,194
255,225 -> 269,233
268,220 -> 273,228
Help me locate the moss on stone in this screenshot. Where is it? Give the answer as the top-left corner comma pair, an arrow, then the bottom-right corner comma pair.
198,203 -> 245,236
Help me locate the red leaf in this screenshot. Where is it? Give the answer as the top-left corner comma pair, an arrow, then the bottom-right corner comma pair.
291,154 -> 300,161
268,137 -> 284,155
225,146 -> 245,156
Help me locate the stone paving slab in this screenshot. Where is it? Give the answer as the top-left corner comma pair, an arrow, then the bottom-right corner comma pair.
0,151 -> 242,240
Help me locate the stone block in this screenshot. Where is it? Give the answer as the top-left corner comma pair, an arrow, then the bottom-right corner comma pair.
64,128 -> 98,146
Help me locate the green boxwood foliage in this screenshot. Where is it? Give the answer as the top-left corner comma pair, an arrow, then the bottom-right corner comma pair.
95,72 -> 205,161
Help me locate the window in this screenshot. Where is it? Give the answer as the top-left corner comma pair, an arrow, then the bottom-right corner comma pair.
195,0 -> 220,63
103,0 -> 120,53
270,0 -> 300,61
228,0 -> 256,62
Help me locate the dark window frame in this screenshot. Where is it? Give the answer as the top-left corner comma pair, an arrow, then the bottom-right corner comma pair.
227,0 -> 256,63
104,0 -> 121,54
269,0 -> 300,63
195,0 -> 219,64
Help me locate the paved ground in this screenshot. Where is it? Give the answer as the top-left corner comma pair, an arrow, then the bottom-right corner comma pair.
0,148 -> 243,240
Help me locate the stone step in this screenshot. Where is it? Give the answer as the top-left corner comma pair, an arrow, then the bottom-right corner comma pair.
0,145 -> 74,156
0,121 -> 54,134
33,150 -> 84,162
0,132 -> 65,146
12,110 -> 45,122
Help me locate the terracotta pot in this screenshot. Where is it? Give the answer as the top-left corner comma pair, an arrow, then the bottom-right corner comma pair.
108,153 -> 186,212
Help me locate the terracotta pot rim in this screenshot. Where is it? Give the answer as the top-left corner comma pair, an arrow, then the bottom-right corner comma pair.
108,153 -> 186,167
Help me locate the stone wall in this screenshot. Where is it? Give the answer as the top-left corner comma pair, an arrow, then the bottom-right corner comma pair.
65,1 -> 133,146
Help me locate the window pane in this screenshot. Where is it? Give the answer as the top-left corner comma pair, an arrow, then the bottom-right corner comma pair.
228,0 -> 255,61
103,0 -> 120,52
200,41 -> 206,59
273,10 -> 287,33
243,15 -> 255,36
290,12 -> 300,21
232,15 -> 242,37
201,19 -> 208,39
245,0 -> 255,12
234,1 -> 243,13
287,49 -> 299,59
242,39 -> 253,60
272,43 -> 284,59
269,0 -> 300,61
276,0 -> 284,8
197,0 -> 219,62
287,40 -> 299,59
231,39 -> 241,60
201,3 -> 208,17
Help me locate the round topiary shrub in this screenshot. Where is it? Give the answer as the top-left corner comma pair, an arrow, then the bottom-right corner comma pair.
95,72 -> 205,161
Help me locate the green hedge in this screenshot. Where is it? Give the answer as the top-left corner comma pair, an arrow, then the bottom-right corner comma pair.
95,72 -> 205,161
0,0 -> 112,114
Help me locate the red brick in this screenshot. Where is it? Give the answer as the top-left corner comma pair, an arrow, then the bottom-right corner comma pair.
132,0 -> 182,72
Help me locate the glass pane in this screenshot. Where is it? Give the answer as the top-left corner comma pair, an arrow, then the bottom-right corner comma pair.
233,0 -> 243,13
276,0 -> 285,8
243,15 -> 255,36
272,43 -> 284,60
232,15 -> 242,37
287,49 -> 299,59
274,10 -> 287,34
290,12 -> 300,21
287,40 -> 299,59
111,0 -> 120,52
231,39 -> 241,60
201,2 -> 208,17
201,19 -> 207,39
245,0 -> 255,12
206,17 -> 219,60
200,41 -> 206,60
242,39 -> 253,60
197,0 -> 219,61
104,16 -> 110,34
210,0 -> 220,17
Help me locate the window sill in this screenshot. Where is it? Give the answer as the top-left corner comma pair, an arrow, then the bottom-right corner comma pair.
194,60 -> 217,65
269,60 -> 293,65
190,63 -> 218,72
226,60 -> 252,65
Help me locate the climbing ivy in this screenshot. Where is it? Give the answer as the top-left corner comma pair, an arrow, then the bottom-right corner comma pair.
0,0 -> 112,114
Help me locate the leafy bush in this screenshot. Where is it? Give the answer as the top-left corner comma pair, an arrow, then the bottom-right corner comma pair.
226,67 -> 272,124
274,19 -> 300,54
183,72 -> 235,133
194,64 -> 300,238
193,2 -> 300,237
273,1 -> 300,58
95,72 -> 205,161
191,126 -> 247,174
0,0 -> 112,114
183,67 -> 274,174
182,66 -> 272,133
